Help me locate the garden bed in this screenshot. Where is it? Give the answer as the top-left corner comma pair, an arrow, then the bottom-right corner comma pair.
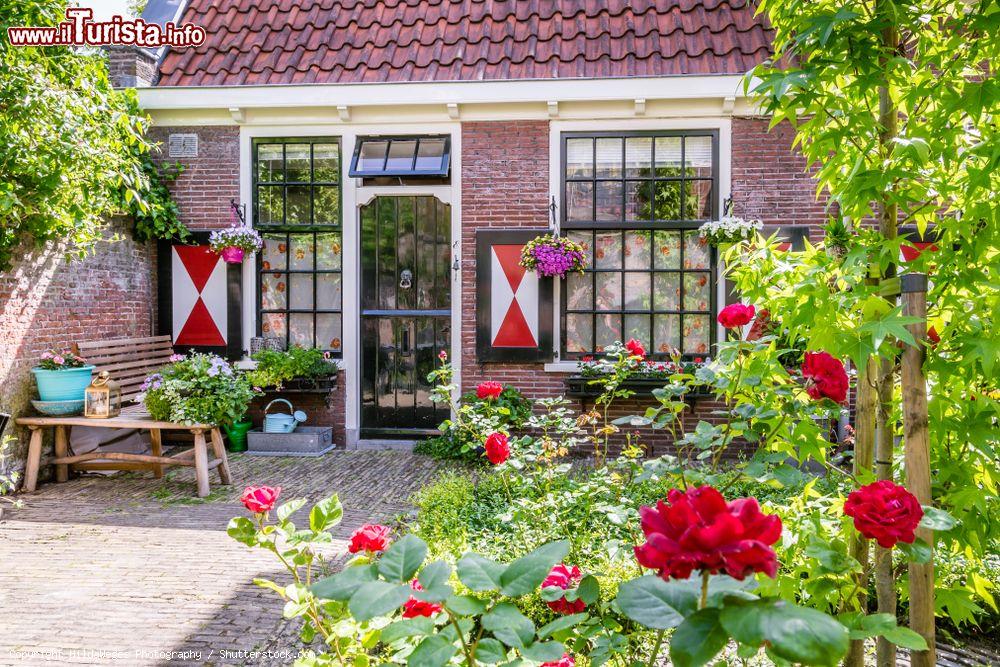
564,375 -> 715,400
259,375 -> 338,394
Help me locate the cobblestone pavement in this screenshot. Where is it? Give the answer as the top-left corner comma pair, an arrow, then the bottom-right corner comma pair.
0,451 -> 447,666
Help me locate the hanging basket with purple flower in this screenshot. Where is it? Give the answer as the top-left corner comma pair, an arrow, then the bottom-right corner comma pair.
209,225 -> 264,264
519,234 -> 587,278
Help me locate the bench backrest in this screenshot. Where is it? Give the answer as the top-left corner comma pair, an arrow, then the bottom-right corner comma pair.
74,335 -> 175,402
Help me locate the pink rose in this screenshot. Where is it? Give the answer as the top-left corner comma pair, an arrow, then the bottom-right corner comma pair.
241,485 -> 281,514
542,564 -> 587,614
348,524 -> 391,554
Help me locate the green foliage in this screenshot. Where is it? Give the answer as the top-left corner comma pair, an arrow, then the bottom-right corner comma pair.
245,346 -> 338,389
0,0 -> 187,270
128,151 -> 189,244
140,353 -> 255,426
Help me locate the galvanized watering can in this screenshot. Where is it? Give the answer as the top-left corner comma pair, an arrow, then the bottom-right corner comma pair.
263,398 -> 307,434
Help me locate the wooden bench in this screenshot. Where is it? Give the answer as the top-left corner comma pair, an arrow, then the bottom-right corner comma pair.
16,335 -> 232,498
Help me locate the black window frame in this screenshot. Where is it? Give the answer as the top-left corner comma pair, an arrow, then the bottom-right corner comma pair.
253,137 -> 344,356
348,135 -> 451,178
559,129 -> 719,360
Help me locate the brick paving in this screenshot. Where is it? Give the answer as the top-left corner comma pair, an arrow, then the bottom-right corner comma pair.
0,451 -> 446,666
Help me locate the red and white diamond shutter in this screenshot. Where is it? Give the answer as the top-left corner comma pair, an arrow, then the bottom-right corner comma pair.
476,230 -> 553,362
172,245 -> 227,347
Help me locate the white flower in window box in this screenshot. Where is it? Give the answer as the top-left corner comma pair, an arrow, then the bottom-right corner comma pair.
697,215 -> 763,248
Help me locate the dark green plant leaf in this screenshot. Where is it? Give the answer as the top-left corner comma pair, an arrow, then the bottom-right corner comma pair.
474,638 -> 508,664
446,595 -> 487,616
381,617 -> 435,644
521,641 -> 567,662
407,635 -> 458,667
720,599 -> 849,666
670,608 -> 729,667
415,560 -> 453,601
898,538 -> 932,563
481,603 -> 535,649
312,564 -> 377,601
882,626 -> 929,651
578,575 -> 601,605
499,541 -> 569,597
456,552 -> 506,592
537,613 -> 588,639
614,576 -> 690,629
919,506 -> 958,532
379,534 -> 429,582
348,581 -> 412,621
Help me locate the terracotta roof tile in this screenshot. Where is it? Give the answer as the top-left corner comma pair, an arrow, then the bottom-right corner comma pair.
157,0 -> 772,86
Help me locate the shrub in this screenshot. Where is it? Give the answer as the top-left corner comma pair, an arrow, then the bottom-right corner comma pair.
138,353 -> 255,426
415,385 -> 532,462
244,346 -> 337,390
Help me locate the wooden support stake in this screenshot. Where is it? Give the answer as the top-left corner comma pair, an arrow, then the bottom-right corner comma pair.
900,273 -> 935,666
54,425 -> 69,483
874,358 -> 897,667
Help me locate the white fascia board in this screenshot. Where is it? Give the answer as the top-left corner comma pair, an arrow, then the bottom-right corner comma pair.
138,75 -> 748,111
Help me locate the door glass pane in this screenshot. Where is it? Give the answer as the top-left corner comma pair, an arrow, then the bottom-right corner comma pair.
317,313 -> 342,351
257,144 -> 283,182
314,186 -> 340,225
285,144 -> 311,182
654,314 -> 680,354
359,140 -> 388,171
594,232 -> 622,269
317,273 -> 342,310
684,231 -> 711,269
313,143 -> 339,181
653,231 -> 681,269
566,272 -> 593,310
624,231 -> 651,269
624,273 -> 651,310
261,313 -> 286,339
654,137 -> 682,177
565,182 -> 593,221
595,138 -> 623,177
595,314 -> 621,352
596,181 -> 623,221
290,313 -> 314,347
683,272 -> 711,311
260,273 -> 286,310
654,272 -> 680,310
565,314 -> 592,353
286,185 -> 311,224
261,234 -> 286,271
386,140 -> 417,171
565,138 -> 593,178
625,137 -> 652,177
289,235 -> 312,270
415,139 -> 446,171
683,315 -> 710,355
595,273 -> 622,310
316,232 -> 342,270
290,273 -> 313,310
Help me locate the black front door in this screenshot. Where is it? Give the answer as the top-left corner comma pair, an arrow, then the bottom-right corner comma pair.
360,196 -> 451,437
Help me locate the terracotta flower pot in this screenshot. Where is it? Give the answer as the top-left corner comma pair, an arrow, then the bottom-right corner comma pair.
220,247 -> 245,263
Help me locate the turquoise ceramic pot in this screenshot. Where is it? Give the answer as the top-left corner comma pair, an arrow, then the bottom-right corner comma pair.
32,365 -> 95,401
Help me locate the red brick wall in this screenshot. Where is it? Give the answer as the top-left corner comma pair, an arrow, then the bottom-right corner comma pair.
0,218 -> 155,478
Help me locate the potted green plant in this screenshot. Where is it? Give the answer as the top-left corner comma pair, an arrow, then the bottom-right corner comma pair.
31,349 -> 95,401
245,346 -> 338,392
209,224 -> 264,264
137,353 -> 256,426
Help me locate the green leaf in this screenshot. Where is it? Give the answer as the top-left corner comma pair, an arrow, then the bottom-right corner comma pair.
379,534 -> 429,583
499,541 -> 569,597
898,538 -> 932,563
277,498 -> 306,522
614,576 -> 691,629
720,600 -> 849,667
482,603 -> 535,649
456,552 -> 506,592
407,635 -> 458,667
537,613 -> 588,639
578,575 -> 601,605
312,564 -> 377,601
882,626 -> 929,651
474,638 -> 508,664
308,494 -> 343,532
381,617 -> 435,644
348,581 -> 412,622
919,506 -> 958,532
226,517 -> 257,546
521,641 -> 566,662
446,594 -> 487,616
670,608 -> 729,667
415,560 -> 453,602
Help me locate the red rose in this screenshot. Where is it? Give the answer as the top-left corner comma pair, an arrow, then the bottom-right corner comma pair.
477,381 -> 504,400
542,655 -> 575,667
634,485 -> 782,581
542,564 -> 586,614
844,481 -> 923,548
717,303 -> 756,329
625,338 -> 646,358
484,432 -> 510,465
927,326 -> 940,346
402,580 -> 443,618
801,351 -> 849,403
241,485 -> 281,514
348,523 -> 391,554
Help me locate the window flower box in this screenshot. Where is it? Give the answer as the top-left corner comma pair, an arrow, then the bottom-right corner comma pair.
564,375 -> 714,400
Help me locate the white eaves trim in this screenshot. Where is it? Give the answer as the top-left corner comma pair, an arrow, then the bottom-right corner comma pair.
137,75 -> 749,111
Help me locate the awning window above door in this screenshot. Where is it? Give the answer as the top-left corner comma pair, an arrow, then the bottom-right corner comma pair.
349,136 -> 450,178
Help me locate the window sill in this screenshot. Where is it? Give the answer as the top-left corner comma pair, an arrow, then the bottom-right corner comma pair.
544,362 -> 580,373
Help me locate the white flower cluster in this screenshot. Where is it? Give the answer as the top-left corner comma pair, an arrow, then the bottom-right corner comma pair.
209,225 -> 264,253
698,215 -> 763,246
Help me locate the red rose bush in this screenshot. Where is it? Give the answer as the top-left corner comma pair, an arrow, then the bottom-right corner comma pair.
844,481 -> 923,548
542,563 -> 587,614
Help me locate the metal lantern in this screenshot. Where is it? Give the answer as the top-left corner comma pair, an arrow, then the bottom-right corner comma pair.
84,372 -> 121,418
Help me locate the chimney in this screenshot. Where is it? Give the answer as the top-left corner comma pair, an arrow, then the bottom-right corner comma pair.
106,46 -> 157,88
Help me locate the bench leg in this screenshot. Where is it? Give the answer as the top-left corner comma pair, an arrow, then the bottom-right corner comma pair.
149,428 -> 163,479
209,428 -> 232,485
192,430 -> 210,498
54,425 -> 69,483
23,427 -> 44,492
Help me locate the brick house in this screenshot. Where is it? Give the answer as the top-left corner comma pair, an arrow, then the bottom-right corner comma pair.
1,0 -> 831,462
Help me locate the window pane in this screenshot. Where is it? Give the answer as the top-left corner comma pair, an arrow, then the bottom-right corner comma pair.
653,230 -> 681,269
654,272 -> 680,310
257,144 -> 283,182
595,138 -> 623,177
314,186 -> 340,225
261,312 -> 286,339
595,273 -> 622,310
261,234 -> 286,271
290,273 -> 313,310
359,140 -> 387,171
313,143 -> 340,181
290,313 -> 314,347
624,314 -> 650,347
386,140 -> 417,171
415,139 -> 446,171
624,231 -> 651,269
316,232 -> 342,270
289,235 -> 312,270
261,273 -> 286,310
683,315 -> 710,355
625,137 -> 652,177
257,185 -> 283,224
596,181 -> 623,221
654,314 -> 680,354
565,314 -> 593,353
594,232 -> 622,269
317,273 -> 342,310
654,137 -> 682,177
595,314 -> 621,352
684,180 -> 714,220
685,136 -> 714,178
286,185 -> 311,224
566,271 -> 593,310
684,231 -> 711,269
649,181 -> 682,220
317,313 -> 342,351
625,181 -> 653,222
565,182 -> 594,221
285,144 -> 311,182
566,230 -> 593,269
683,272 -> 711,311
566,138 -> 593,178
624,273 -> 651,310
